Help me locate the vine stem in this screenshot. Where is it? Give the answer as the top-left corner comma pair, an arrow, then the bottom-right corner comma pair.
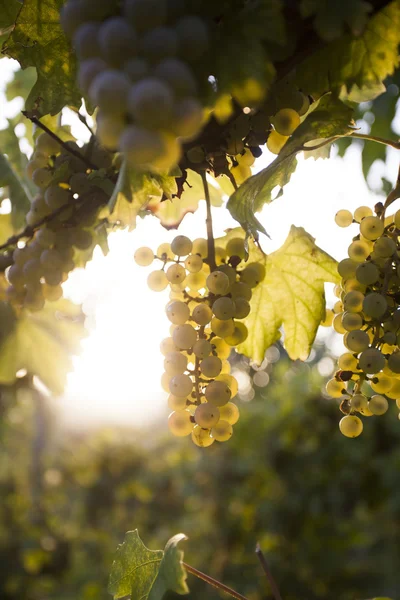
201,170 -> 217,272
302,132 -> 400,154
255,544 -> 282,600
182,562 -> 250,600
22,110 -> 98,171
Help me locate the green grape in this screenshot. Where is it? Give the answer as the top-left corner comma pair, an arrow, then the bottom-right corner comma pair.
7,265 -> 24,288
160,337 -> 177,356
371,373 -> 392,393
89,69 -> 131,115
333,300 -> 343,313
230,281 -> 252,301
120,125 -> 165,167
387,351 -> 400,373
191,425 -> 214,447
363,292 -> 388,319
339,415 -> 363,438
36,133 -> 61,156
147,270 -> 169,291
226,237 -> 245,259
206,271 -> 230,295
194,403 -> 220,428
338,258 -> 357,279
266,130 -> 289,154
216,374 -> 238,397
218,264 -> 237,286
240,263 -> 265,287
42,284 -> 63,302
343,291 -> 364,313
341,311 -> 363,332
359,216 -> 384,240
200,356 -> 222,378
214,246 -> 227,266
166,301 -> 190,325
238,148 -> 255,167
40,249 -> 63,271
348,240 -> 370,263
128,77 -> 173,129
344,330 -> 370,353
168,410 -> 193,436
211,337 -> 231,360
211,420 -> 233,442
343,278 -> 366,294
164,351 -> 188,375
368,394 -> 389,415
354,205 -> 373,223
334,209 -> 353,228
32,168 -> 53,189
71,229 -> 93,250
373,236 -> 396,258
230,164 -> 251,185
35,228 -> 56,248
186,271 -> 206,291
185,254 -> 203,273
271,108 -> 300,136
172,323 -> 197,350
134,246 -> 154,266
205,380 -> 231,406
186,146 -> 205,164
192,238 -> 207,257
355,262 -> 379,285
166,263 -> 186,284
212,297 -> 236,320
358,348 -> 385,374
219,402 -> 239,425
325,378 -> 346,398
193,339 -> 212,359
168,394 -> 187,411
338,352 -> 358,371
234,297 -> 251,319
192,303 -> 212,326
171,235 -> 192,256
211,317 -> 235,338
43,268 -> 63,286
351,394 -> 371,415
169,373 -> 193,397
224,322 -> 248,346
157,242 -> 175,260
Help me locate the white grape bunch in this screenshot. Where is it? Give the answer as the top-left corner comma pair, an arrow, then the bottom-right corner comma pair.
6,132 -> 111,310
134,233 -> 266,446
323,204 -> 400,436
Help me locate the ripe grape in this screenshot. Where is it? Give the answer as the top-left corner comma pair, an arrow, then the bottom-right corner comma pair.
211,317 -> 235,338
226,237 -> 245,259
134,246 -> 154,266
191,425 -> 214,447
354,205 -> 372,222
339,415 -> 363,438
341,311 -> 363,332
271,108 -> 300,136
335,210 -> 353,228
348,240 -> 370,262
173,323 -> 197,350
368,394 -> 389,415
166,263 -> 186,284
164,351 -> 188,375
355,262 -> 379,285
185,254 -> 203,273
219,402 -> 239,425
359,216 -> 384,240
325,378 -> 346,398
211,420 -> 233,442
234,297 -> 251,319
200,356 -> 222,378
99,17 -> 137,67
194,403 -> 220,428
267,130 -> 289,154
338,353 -> 358,371
363,292 -> 387,319
147,270 -> 169,291
168,410 -> 193,436
230,282 -> 252,301
193,339 -> 212,359
205,380 -> 231,406
89,69 -> 131,115
344,330 -> 370,352
206,271 -> 230,295
212,297 -> 236,320
371,374 -> 392,394
171,235 -> 192,256
358,348 -> 385,374
338,258 -> 357,279
169,374 -> 193,397
343,291 -> 364,313
166,301 -> 190,325
160,337 -> 177,356
373,236 -> 396,258
351,394 -> 371,415
168,394 -> 188,411
192,303 -> 212,326
387,352 -> 400,373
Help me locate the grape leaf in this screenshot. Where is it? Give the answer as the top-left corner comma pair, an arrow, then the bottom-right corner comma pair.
238,226 -> 340,363
301,0 -> 372,41
0,0 -> 21,44
148,534 -> 189,599
4,0 -> 80,116
295,2 -> 400,99
108,530 -> 163,600
227,95 -> 353,236
0,299 -> 85,395
0,152 -> 33,229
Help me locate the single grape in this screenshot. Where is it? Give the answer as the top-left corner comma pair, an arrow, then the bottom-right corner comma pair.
186,271 -> 207,291
344,330 -> 370,353
166,263 -> 186,284
373,236 -> 396,258
169,373 -> 193,397
40,249 -> 63,271
234,297 -> 251,319
157,242 -> 175,260
206,271 -> 230,295
341,311 -> 363,332
211,317 -> 235,339
191,425 -> 214,447
168,394 -> 187,411
354,205 -> 373,222
267,130 -> 289,154
338,352 -> 359,371
73,22 -> 101,61
224,322 -> 248,346
216,374 -> 238,397
99,17 -> 136,67
192,303 -> 212,326
355,262 -> 379,285
168,410 -> 193,436
32,168 -> 53,189
240,263 -> 265,287
387,352 -> 400,373
339,415 -> 363,438
195,403 -> 220,428
343,291 -> 364,313
191,238 -> 207,257
185,254 -> 203,273
212,297 -> 236,320
160,337 -> 177,355
358,348 -> 385,374
166,301 -> 190,325
338,258 -> 357,279
164,351 -> 188,375
271,108 -> 300,136
371,373 -> 392,393
205,380 -> 231,406
147,270 -> 169,291
335,210 -> 353,228
351,394 -> 372,416
348,240 -> 370,263
173,323 -> 197,350
193,339 -> 212,359
211,420 -> 233,442
325,378 -> 346,398
36,133 -> 61,156
89,69 -> 131,115
171,235 -> 192,256
200,356 -> 222,378
359,216 -> 384,240
218,402 -> 239,425
134,247 -> 154,266
128,77 -> 174,129
363,292 -> 388,319
230,282 -> 252,301
368,394 -> 389,415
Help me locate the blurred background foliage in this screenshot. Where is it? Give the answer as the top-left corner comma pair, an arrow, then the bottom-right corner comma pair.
0,342 -> 399,600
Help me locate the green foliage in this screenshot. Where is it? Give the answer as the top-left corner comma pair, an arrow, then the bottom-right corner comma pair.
238,226 -> 340,362
300,0 -> 372,41
0,152 -> 32,229
0,0 -> 21,45
3,0 -> 80,115
227,96 -> 354,236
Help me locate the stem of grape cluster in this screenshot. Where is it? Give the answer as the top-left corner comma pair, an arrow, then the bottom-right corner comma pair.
255,544 -> 283,600
183,562 -> 249,600
201,171 -> 217,272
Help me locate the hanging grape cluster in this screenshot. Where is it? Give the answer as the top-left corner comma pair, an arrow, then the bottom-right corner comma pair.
134,233 -> 265,446
325,204 -> 400,437
61,0 -> 209,172
6,133 -> 110,310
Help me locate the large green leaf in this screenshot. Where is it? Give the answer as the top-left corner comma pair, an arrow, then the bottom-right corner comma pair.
295,1 -> 400,99
4,0 -> 80,116
148,534 -> 189,599
0,152 -> 32,229
227,95 -> 353,236
0,299 -> 85,395
0,0 -> 21,45
238,226 -> 340,363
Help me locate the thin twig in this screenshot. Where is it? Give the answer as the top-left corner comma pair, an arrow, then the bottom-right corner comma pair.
350,132 -> 400,150
201,171 -> 216,271
183,562 -> 250,600
22,111 -> 98,171
255,543 -> 283,600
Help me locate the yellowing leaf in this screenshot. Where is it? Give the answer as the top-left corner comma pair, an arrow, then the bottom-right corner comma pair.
238,226 -> 340,363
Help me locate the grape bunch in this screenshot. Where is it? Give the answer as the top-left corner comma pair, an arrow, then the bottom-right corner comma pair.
5,132 -> 109,310
135,234 -> 264,446
61,0 -> 209,172
325,204 -> 400,437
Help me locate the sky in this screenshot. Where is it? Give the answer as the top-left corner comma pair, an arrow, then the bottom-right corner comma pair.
0,57 -> 399,430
